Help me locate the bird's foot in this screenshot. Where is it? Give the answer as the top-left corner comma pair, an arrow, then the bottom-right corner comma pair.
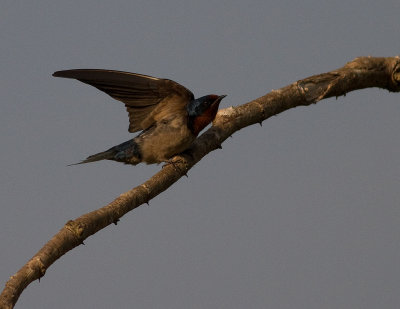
162,158 -> 188,177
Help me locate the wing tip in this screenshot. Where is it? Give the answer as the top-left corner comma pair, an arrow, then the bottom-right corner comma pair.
52,70 -> 63,77
52,70 -> 78,78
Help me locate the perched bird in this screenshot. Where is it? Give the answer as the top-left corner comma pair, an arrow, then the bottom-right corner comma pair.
53,69 -> 226,165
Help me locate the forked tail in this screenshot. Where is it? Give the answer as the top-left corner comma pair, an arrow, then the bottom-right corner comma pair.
68,139 -> 141,166
68,148 -> 116,166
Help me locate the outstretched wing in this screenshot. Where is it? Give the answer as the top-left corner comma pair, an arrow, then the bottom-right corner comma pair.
53,69 -> 194,132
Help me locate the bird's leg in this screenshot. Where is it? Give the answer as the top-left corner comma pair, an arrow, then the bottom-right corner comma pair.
162,157 -> 188,177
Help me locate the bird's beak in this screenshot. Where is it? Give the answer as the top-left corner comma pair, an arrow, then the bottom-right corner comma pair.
213,95 -> 227,105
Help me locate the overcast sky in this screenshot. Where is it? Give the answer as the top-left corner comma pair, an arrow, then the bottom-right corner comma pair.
1,1 -> 399,308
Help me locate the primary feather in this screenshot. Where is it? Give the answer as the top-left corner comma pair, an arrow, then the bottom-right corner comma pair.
52,69 -> 194,132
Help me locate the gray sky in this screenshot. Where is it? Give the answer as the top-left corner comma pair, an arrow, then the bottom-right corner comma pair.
1,1 -> 399,308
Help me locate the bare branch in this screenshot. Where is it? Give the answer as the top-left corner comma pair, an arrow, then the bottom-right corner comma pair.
1,56 -> 399,309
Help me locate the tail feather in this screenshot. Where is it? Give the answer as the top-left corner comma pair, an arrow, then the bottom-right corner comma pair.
68,139 -> 141,166
68,148 -> 116,166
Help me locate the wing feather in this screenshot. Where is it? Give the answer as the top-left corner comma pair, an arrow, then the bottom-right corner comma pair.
53,69 -> 194,132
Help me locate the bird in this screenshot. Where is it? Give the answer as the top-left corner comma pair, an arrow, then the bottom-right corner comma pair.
53,69 -> 226,166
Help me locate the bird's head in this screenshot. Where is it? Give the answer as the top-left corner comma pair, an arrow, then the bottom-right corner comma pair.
187,94 -> 226,135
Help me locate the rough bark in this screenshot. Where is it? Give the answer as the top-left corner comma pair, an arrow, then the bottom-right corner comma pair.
1,56 -> 399,309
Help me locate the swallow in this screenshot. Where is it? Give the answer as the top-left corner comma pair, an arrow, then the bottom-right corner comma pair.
53,69 -> 226,165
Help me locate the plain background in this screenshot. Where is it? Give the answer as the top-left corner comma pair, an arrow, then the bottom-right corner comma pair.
1,1 -> 399,308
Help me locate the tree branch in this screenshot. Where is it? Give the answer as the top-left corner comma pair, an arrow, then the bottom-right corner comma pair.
1,56 -> 399,309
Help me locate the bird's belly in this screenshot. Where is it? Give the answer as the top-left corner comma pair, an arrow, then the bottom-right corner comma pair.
139,128 -> 195,164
